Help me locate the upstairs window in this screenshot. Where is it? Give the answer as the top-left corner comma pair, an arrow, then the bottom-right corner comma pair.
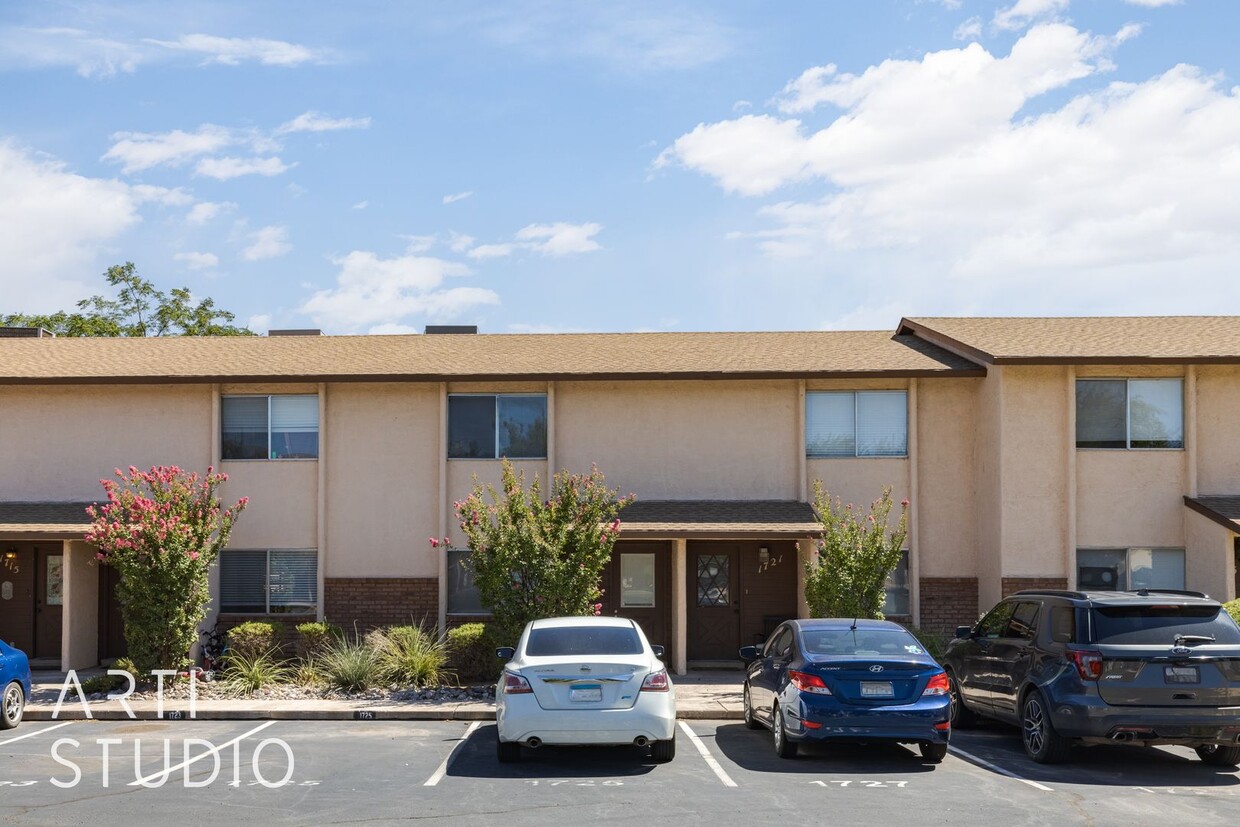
1076,379 -> 1182,449
806,391 -> 907,457
222,395 -> 319,459
448,394 -> 547,459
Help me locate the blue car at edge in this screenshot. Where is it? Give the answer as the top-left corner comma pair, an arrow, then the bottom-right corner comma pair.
740,619 -> 951,761
1,639 -> 31,730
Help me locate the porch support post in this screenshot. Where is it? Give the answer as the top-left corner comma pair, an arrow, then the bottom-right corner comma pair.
62,540 -> 99,670
796,539 -> 813,619
672,538 -> 687,675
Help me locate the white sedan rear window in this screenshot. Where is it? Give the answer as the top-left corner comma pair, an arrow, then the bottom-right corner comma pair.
526,627 -> 643,656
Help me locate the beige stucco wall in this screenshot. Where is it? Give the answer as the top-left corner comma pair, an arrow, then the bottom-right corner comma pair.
1196,366 -> 1240,495
1184,509 -> 1234,601
324,383 -> 441,578
806,459 -> 908,513
916,379 -> 980,577
974,368 -> 1005,607
222,461 -> 318,550
0,384 -> 212,501
1076,451 -> 1186,548
555,380 -> 799,500
63,540 -> 99,671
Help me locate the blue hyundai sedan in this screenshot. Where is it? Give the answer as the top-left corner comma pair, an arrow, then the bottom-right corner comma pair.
0,639 -> 31,730
740,619 -> 951,761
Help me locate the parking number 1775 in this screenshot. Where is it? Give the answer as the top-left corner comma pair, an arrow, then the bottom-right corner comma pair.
811,780 -> 909,788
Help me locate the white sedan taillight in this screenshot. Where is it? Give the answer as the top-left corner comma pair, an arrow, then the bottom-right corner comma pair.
503,672 -> 533,694
640,670 -> 670,692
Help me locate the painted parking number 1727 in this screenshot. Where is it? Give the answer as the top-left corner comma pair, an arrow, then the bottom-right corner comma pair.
810,780 -> 909,788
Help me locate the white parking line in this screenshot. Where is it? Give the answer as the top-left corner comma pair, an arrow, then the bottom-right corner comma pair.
678,721 -> 737,788
128,720 -> 278,787
0,721 -> 76,746
423,721 -> 482,787
948,745 -> 1054,792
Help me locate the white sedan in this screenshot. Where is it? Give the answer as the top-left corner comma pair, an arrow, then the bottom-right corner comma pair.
495,616 -> 677,763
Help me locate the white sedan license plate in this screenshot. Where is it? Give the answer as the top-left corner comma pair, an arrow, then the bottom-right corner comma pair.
861,681 -> 894,698
569,684 -> 603,702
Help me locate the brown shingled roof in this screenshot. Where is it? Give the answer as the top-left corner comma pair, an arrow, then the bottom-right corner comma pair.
899,317 -> 1240,365
618,500 -> 821,538
0,331 -> 983,384
1184,496 -> 1240,533
0,502 -> 95,539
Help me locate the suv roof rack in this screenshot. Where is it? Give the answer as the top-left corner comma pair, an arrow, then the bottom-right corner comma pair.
1011,588 -> 1212,601
1012,589 -> 1088,599
1125,588 -> 1209,599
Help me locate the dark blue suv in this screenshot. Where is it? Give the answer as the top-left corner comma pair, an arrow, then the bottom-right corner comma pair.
943,589 -> 1240,765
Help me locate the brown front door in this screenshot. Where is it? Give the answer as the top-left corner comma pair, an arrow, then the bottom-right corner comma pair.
601,542 -> 672,663
35,546 -> 64,660
0,545 -> 36,651
688,543 -> 740,661
98,564 -> 128,662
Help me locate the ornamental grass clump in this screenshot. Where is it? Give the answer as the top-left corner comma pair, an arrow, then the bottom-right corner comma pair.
222,650 -> 292,696
318,636 -> 385,692
86,465 -> 247,673
367,625 -> 451,687
450,460 -> 633,640
804,483 -> 909,621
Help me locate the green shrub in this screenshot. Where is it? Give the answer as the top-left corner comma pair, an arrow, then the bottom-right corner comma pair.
904,625 -> 950,664
292,659 -> 326,688
367,625 -> 450,687
227,621 -> 285,662
222,650 -> 292,695
318,637 -> 385,692
447,623 -> 506,682
295,621 -> 342,658
79,673 -> 127,696
1224,599 -> 1240,625
112,657 -> 141,682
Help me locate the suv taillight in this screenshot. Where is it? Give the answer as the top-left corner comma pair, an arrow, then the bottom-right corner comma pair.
788,670 -> 832,695
922,672 -> 949,697
641,670 -> 670,692
503,672 -> 533,694
1069,650 -> 1103,681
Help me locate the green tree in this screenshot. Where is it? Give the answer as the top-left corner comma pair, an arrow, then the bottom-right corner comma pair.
2,262 -> 253,336
804,483 -> 909,620
449,460 -> 634,639
86,466 -> 248,672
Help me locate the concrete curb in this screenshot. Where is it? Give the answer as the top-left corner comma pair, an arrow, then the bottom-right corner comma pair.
26,706 -> 742,722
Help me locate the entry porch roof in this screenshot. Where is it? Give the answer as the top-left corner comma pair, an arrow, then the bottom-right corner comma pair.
617,500 -> 821,539
1184,496 -> 1240,533
0,502 -> 94,540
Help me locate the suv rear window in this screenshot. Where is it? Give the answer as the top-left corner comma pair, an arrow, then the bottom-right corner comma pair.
1090,605 -> 1240,645
525,627 -> 644,656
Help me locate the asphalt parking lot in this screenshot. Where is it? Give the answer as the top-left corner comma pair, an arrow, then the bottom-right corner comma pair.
2,718 -> 1238,825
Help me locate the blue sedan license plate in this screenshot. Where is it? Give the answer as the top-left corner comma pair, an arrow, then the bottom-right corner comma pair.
861,681 -> 894,698
569,684 -> 603,702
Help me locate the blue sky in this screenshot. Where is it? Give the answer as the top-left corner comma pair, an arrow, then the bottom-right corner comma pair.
2,0 -> 1238,334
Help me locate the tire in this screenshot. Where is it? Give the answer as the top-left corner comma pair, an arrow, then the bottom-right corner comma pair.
920,742 -> 948,763
496,738 -> 521,764
772,705 -> 798,759
650,734 -> 676,763
1021,690 -> 1072,764
1,682 -> 23,730
947,670 -> 978,729
743,684 -> 762,730
1195,744 -> 1240,767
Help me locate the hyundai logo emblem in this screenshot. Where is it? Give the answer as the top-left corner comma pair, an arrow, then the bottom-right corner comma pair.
580,666 -> 592,672
1171,645 -> 1191,656
869,665 -> 884,673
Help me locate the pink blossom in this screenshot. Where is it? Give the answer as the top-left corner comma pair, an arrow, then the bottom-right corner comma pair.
188,551 -> 199,561
901,498 -> 910,507
95,552 -> 105,561
429,537 -> 440,548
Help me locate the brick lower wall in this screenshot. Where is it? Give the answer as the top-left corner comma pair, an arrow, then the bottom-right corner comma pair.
324,577 -> 440,632
918,577 -> 979,632
1001,576 -> 1068,597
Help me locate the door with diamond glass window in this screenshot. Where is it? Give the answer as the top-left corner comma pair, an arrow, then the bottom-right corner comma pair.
687,543 -> 740,661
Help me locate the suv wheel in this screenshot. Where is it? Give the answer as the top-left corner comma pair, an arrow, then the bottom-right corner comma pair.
1021,690 -> 1072,764
1196,744 -> 1240,767
946,670 -> 977,729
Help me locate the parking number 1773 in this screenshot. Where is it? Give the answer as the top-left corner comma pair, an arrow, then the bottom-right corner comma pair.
810,780 -> 909,788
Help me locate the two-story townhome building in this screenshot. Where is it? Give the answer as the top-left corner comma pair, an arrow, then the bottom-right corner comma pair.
1,317 -> 1236,675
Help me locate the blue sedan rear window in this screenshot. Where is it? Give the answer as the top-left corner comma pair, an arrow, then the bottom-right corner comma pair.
526,627 -> 643,656
800,628 -> 925,656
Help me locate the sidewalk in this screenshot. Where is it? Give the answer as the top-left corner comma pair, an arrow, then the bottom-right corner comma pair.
25,670 -> 744,722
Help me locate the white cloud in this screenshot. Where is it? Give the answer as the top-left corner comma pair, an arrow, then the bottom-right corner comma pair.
185,201 -> 235,225
0,142 -> 143,311
102,126 -> 235,173
247,314 -> 272,334
174,251 -> 218,269
146,34 -> 331,67
954,16 -> 984,41
276,111 -> 371,134
242,225 -> 291,261
196,156 -> 292,180
0,26 -> 145,77
993,0 -> 1071,32
662,23 -> 1240,319
297,251 -> 499,331
465,222 -> 603,259
351,200 -> 369,210
442,191 -> 473,204
1123,0 -> 1181,5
